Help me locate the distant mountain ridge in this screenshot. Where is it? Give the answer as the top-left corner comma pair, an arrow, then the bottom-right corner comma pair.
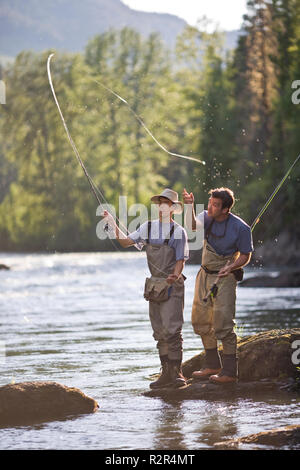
0,0 -> 241,58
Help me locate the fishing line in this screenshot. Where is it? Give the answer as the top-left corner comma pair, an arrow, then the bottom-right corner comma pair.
250,153 -> 300,232
47,53 -> 141,251
93,79 -> 206,166
47,55 -> 101,206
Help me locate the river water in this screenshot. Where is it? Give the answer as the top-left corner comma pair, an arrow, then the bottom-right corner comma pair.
0,251 -> 299,450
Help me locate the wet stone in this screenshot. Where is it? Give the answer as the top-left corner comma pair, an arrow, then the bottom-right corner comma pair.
0,381 -> 99,427
144,328 -> 300,400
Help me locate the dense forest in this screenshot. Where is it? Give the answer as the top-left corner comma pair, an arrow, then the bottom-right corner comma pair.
0,0 -> 300,254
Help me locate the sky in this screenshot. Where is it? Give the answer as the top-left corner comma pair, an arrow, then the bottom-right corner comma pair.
122,0 -> 249,31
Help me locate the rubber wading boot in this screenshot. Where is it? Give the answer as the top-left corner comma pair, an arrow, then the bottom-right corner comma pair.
209,354 -> 238,384
169,360 -> 187,388
192,348 -> 222,380
150,356 -> 172,389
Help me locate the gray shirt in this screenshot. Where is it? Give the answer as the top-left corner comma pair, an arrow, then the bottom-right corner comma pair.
196,210 -> 253,256
128,219 -> 189,261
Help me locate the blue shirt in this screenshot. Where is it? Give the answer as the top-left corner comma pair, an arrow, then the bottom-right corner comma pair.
196,210 -> 253,256
128,219 -> 189,261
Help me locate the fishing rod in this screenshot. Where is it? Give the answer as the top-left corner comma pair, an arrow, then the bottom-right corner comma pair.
47,53 -> 142,250
250,153 -> 300,232
47,54 -> 186,281
203,153 -> 300,302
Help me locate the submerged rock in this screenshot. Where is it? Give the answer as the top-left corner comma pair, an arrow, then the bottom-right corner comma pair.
214,424 -> 300,449
144,329 -> 300,399
0,381 -> 99,427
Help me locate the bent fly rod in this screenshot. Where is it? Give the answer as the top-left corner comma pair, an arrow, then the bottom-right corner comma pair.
250,153 -> 300,231
204,153 -> 300,302
47,54 -> 113,236
47,54 -> 104,207
47,53 -> 142,248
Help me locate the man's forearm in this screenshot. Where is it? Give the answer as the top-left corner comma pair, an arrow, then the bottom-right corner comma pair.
184,204 -> 197,231
173,260 -> 185,278
112,224 -> 134,248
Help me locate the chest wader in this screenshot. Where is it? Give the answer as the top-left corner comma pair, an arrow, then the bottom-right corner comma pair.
191,238 -> 239,378
144,222 -> 186,389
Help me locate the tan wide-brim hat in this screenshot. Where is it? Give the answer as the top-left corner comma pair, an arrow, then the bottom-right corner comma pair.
151,188 -> 183,214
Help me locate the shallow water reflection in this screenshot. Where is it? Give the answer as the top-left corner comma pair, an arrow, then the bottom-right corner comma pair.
0,252 -> 299,449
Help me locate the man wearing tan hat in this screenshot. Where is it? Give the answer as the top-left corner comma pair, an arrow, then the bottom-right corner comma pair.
102,189 -> 189,389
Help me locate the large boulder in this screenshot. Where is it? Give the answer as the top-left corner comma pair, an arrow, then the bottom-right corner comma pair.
0,381 -> 99,427
183,328 -> 300,381
145,329 -> 300,399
